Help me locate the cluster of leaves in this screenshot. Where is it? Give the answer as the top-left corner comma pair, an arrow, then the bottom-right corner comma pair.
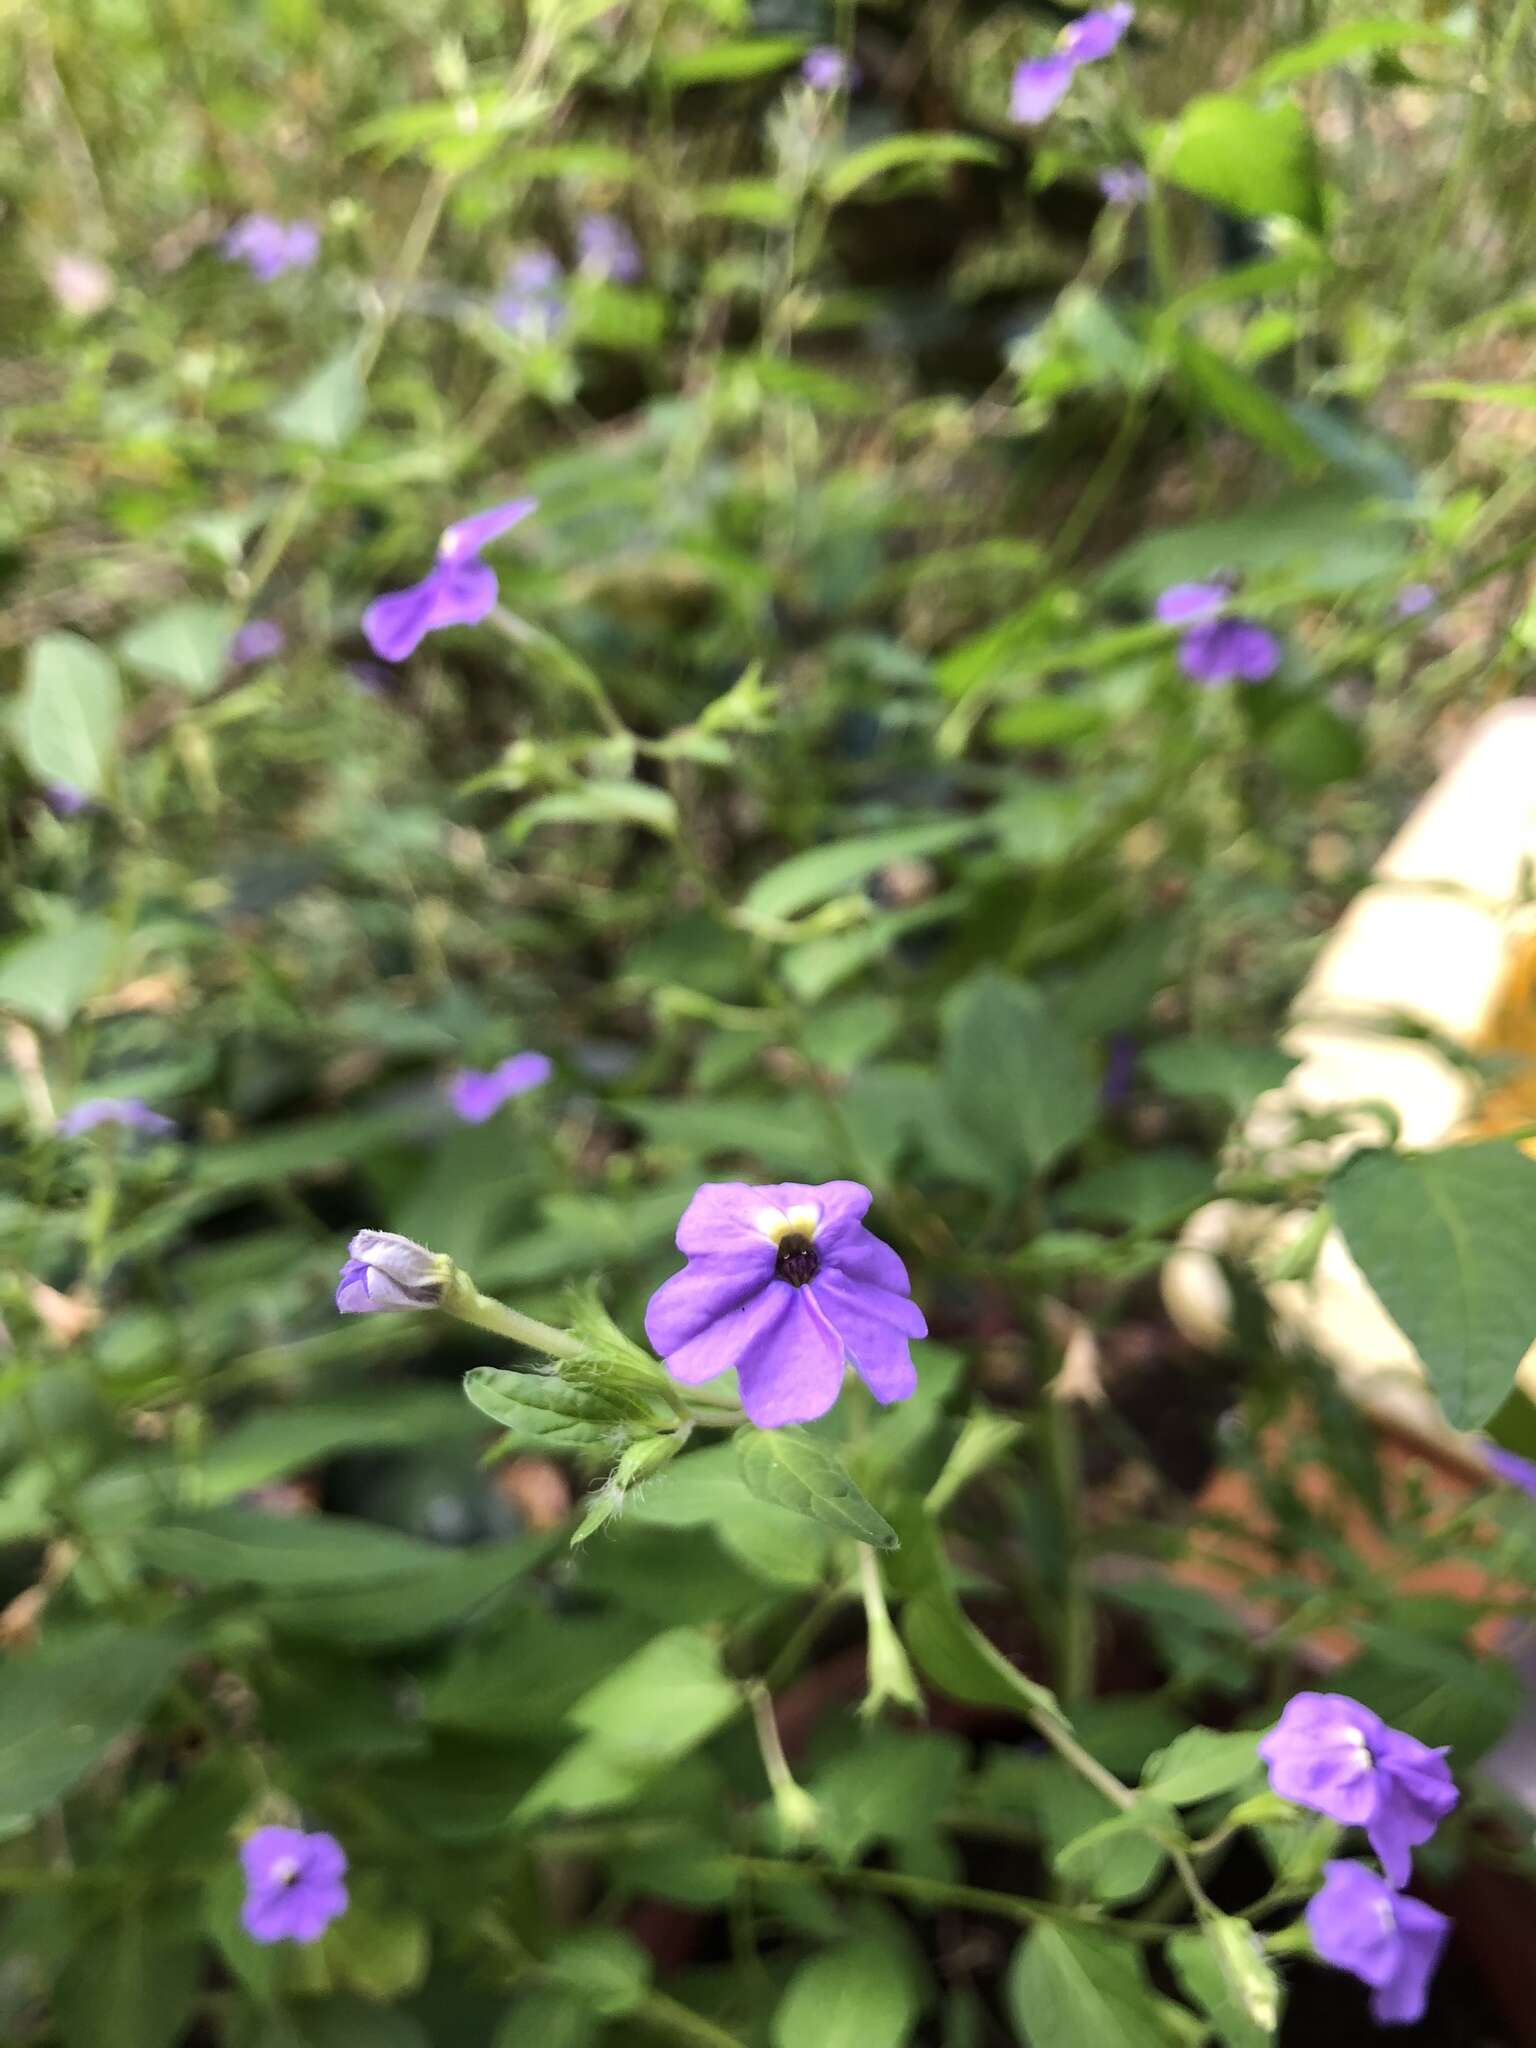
5,0 -> 1536,2044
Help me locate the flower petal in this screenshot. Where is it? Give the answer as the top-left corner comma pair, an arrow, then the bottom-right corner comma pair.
824,1220 -> 916,1295
810,1269 -> 924,1404
1010,53 -> 1076,124
736,1289 -> 846,1427
439,497 -> 538,563
1306,1860 -> 1401,1988
645,1252 -> 778,1375
1155,581 -> 1229,626
1369,1893 -> 1449,2027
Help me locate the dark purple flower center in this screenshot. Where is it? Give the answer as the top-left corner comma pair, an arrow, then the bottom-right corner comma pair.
775,1232 -> 820,1287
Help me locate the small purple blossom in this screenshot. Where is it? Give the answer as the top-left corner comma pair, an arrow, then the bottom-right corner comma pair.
1485,1442 -> 1536,1498
240,1826 -> 348,1945
644,1180 -> 926,1429
361,497 -> 537,662
1258,1692 -> 1458,1888
1155,580 -> 1281,685
1098,163 -> 1149,206
1101,1033 -> 1138,1108
802,46 -> 857,92
1307,1861 -> 1449,2027
229,619 -> 285,667
336,1229 -> 445,1315
494,247 -> 566,338
577,213 -> 643,284
44,782 -> 92,818
448,1052 -> 553,1123
1395,582 -> 1437,619
1011,4 -> 1132,124
222,215 -> 320,282
57,1097 -> 176,1139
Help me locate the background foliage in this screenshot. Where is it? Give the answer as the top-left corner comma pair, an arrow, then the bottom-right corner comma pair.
6,0 -> 1536,2042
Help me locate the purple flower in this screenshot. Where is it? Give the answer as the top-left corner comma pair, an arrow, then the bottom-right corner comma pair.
239,1826 -> 348,1945
577,213 -> 642,284
57,1097 -> 176,1139
222,215 -> 320,282
336,1229 -> 445,1314
44,782 -> 92,818
1155,581 -> 1281,685
1485,1442 -> 1536,1498
802,46 -> 857,92
1396,582 -> 1437,619
1258,1692 -> 1458,1888
1307,1861 -> 1449,2027
494,247 -> 566,338
1011,5 -> 1132,124
229,619 -> 285,667
448,1052 -> 553,1123
1101,1032 -> 1138,1108
644,1180 -> 926,1428
1098,163 -> 1149,206
361,497 -> 537,662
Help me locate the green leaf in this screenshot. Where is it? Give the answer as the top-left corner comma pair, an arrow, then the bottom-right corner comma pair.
657,35 -> 805,84
463,1365 -> 656,1446
1169,333 -> 1323,473
821,133 -> 1003,205
1051,1793 -> 1176,1902
1142,1038 -> 1296,1119
134,1508 -> 456,1589
0,1625 -> 190,1833
1007,1925 -> 1183,2048
1330,1140 -> 1536,1427
736,1427 -> 898,1549
494,1988 -> 598,2048
14,633 -> 122,796
627,1443 -> 834,1589
772,1932 -> 921,2048
1141,1728 -> 1260,1806
264,1537 -> 546,1648
1159,94 -> 1321,228
54,1905 -> 200,2048
547,1928 -> 653,2017
742,818 -> 977,922
0,915 -> 118,1031
1252,19 -> 1465,91
940,972 -> 1096,1185
903,1578 -> 1064,1730
510,781 -> 678,841
326,1898 -> 431,2001
117,601 -> 236,695
1168,1922 -> 1281,2046
1411,378 -> 1536,409
1058,1153 -> 1214,1234
271,345 -> 367,447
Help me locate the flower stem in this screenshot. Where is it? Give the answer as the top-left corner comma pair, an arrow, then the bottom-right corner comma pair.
443,1281 -> 583,1361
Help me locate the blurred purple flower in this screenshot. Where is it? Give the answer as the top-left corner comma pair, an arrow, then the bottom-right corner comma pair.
1098,163 -> 1149,206
229,619 -> 285,667
494,247 -> 566,338
448,1052 -> 553,1123
361,497 -> 537,662
644,1180 -> 925,1428
1396,582 -> 1437,619
1485,1442 -> 1536,1498
336,1229 -> 444,1314
802,46 -> 857,91
1307,1861 -> 1449,2027
44,782 -> 92,818
1156,581 -> 1280,685
577,213 -> 642,283
240,1826 -> 348,1945
1012,4 -> 1132,124
1258,1691 -> 1458,1888
222,215 -> 320,282
57,1098 -> 176,1139
1101,1033 -> 1138,1107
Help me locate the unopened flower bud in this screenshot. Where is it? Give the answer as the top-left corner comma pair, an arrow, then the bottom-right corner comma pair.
335,1230 -> 450,1314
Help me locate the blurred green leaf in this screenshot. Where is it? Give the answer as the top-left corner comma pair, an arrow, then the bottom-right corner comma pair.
118,601 -> 236,695
742,819 -> 975,922
736,1427 -> 897,1548
940,972 -> 1097,1186
0,915 -> 118,1031
464,1365 -> 654,1447
54,1905 -> 200,2048
772,1931 -> 921,2048
14,633 -> 122,796
271,346 -> 367,447
1252,19 -> 1464,90
1160,94 -> 1321,228
1141,1728 -> 1260,1806
821,133 -> 1003,205
1007,1925 -> 1184,2048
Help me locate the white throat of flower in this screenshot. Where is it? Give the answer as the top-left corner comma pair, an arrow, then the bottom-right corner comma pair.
753,1203 -> 822,1246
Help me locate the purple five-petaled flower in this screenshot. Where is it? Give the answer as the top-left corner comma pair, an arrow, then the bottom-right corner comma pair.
1395,582 -> 1437,619
1485,1442 -> 1536,1498
1155,580 -> 1281,686
1011,4 -> 1132,124
802,46 -> 857,92
222,215 -> 320,282
577,213 -> 642,284
1258,1692 -> 1458,1889
229,619 -> 285,667
448,1052 -> 553,1123
361,498 -> 537,662
336,1229 -> 445,1314
1098,163 -> 1149,206
57,1097 -> 177,1139
644,1180 -> 925,1429
240,1826 -> 348,1945
1307,1861 -> 1450,2027
494,248 -> 566,338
